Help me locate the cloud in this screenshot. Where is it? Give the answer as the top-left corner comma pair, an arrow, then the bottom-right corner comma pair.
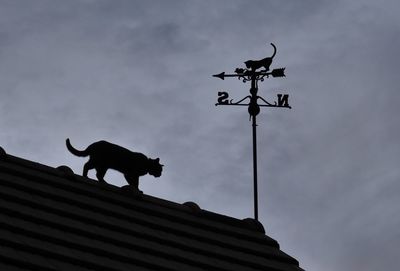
0,1 -> 399,271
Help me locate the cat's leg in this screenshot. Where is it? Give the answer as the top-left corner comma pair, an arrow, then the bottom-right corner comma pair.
83,161 -> 95,177
95,167 -> 107,183
125,174 -> 139,190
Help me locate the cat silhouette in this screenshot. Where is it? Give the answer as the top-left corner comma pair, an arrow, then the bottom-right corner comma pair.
66,138 -> 163,191
244,43 -> 277,71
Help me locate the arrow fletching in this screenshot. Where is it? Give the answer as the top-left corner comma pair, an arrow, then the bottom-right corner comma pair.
271,68 -> 285,78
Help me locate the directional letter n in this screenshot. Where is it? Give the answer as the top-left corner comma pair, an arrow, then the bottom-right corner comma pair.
277,94 -> 291,108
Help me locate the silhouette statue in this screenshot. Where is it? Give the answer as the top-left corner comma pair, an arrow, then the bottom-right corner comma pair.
244,43 -> 277,71
66,138 -> 163,191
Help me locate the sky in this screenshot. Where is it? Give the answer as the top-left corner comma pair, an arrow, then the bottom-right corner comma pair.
0,1 -> 399,270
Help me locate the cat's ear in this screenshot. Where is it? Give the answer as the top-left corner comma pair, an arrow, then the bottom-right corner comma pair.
155,158 -> 164,166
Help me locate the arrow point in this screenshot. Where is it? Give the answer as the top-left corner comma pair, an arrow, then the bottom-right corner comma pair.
213,72 -> 225,80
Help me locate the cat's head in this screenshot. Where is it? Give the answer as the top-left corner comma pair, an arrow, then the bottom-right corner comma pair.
244,60 -> 254,69
148,158 -> 163,178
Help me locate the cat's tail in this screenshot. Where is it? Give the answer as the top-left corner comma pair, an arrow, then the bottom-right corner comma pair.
66,138 -> 89,157
270,43 -> 277,58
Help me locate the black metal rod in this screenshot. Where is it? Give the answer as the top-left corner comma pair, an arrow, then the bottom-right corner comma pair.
250,74 -> 259,222
252,113 -> 258,221
213,68 -> 285,80
216,103 -> 290,108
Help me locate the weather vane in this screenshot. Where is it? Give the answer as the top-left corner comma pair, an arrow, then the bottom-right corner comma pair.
213,43 -> 291,221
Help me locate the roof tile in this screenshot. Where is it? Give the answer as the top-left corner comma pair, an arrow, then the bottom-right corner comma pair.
0,152 -> 304,271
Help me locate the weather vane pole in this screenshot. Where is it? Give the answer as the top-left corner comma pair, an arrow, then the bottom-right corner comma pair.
213,43 -> 291,221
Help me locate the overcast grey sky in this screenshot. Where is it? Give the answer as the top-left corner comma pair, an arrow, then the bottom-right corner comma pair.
0,1 -> 399,270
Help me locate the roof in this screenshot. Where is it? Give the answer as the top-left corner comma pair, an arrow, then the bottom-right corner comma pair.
0,147 -> 304,271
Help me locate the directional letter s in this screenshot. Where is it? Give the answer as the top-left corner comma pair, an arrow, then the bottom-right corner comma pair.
217,91 -> 229,105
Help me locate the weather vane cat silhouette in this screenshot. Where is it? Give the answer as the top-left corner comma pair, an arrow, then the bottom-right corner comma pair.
244,43 -> 276,71
66,138 -> 163,192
